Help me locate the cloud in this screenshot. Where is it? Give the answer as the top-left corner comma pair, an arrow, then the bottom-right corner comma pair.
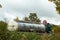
0,0 -> 60,25
40,17 -> 60,25
5,13 -> 15,18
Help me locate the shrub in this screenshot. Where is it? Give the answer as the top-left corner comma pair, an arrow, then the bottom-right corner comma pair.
0,21 -> 7,40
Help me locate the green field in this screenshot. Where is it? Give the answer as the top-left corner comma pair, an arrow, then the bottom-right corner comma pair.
5,31 -> 60,40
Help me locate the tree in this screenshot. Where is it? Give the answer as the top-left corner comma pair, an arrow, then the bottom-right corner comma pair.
24,17 -> 29,22
29,13 -> 37,22
48,0 -> 60,14
0,21 -> 7,40
35,19 -> 41,24
48,0 -> 56,2
24,13 -> 41,24
14,17 -> 19,21
52,24 -> 60,34
0,4 -> 2,8
29,13 -> 41,24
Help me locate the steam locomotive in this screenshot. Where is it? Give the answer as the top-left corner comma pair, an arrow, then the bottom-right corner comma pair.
7,20 -> 45,33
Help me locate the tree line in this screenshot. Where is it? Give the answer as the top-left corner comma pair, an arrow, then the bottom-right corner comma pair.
14,13 -> 41,24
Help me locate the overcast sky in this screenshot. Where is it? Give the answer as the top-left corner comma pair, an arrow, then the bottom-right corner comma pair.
0,0 -> 60,25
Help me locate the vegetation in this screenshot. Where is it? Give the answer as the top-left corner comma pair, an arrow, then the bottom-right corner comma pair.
48,0 -> 60,14
0,21 -> 7,40
24,17 -> 30,22
52,24 -> 60,34
24,13 -> 41,24
0,4 -> 2,8
14,17 -> 20,21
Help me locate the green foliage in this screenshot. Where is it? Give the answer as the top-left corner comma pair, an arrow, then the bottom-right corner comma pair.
7,32 -> 60,40
0,4 -> 2,8
8,32 -> 21,40
0,21 -> 7,40
24,17 -> 29,21
14,17 -> 19,21
48,0 -> 56,2
24,13 -> 41,24
48,0 -> 60,14
29,13 -> 41,24
52,25 -> 60,33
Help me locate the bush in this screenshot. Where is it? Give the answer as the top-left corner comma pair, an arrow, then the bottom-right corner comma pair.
0,21 -> 7,40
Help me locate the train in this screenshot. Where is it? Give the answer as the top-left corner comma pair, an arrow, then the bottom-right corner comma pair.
7,20 -> 45,33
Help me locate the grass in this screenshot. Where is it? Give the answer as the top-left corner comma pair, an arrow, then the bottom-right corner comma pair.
8,31 -> 60,40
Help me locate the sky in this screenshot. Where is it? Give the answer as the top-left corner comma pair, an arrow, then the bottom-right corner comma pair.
0,0 -> 60,25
